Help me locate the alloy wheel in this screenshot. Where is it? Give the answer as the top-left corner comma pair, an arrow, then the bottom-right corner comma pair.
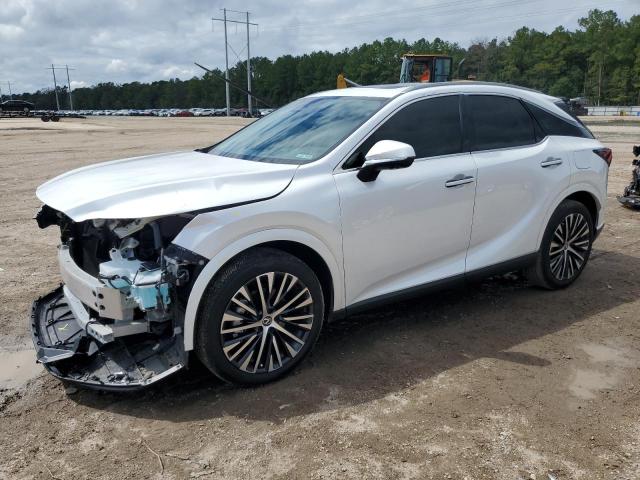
549,213 -> 591,281
220,272 -> 314,374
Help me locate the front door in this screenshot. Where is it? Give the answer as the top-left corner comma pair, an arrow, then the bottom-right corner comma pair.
335,95 -> 478,307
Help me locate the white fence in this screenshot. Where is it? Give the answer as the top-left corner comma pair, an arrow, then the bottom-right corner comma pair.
587,106 -> 640,116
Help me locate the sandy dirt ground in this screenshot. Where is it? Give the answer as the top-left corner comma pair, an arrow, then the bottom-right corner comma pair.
0,116 -> 639,480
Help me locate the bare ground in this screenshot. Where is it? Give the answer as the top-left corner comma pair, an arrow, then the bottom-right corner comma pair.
0,116 -> 639,480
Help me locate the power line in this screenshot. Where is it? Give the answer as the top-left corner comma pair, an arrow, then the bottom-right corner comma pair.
227,42 -> 247,66
258,0 -> 540,31
265,0 -> 630,42
194,62 -> 272,108
258,0 -> 628,34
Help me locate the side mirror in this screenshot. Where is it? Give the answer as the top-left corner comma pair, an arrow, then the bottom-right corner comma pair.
357,140 -> 416,182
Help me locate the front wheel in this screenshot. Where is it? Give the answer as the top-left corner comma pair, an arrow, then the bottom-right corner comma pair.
196,248 -> 324,385
527,200 -> 594,289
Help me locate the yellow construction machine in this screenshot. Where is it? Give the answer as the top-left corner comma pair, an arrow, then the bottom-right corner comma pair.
337,53 -> 454,89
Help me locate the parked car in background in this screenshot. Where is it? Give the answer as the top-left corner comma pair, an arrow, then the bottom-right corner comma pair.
195,109 -> 217,117
31,82 -> 609,390
44,107 -> 262,117
1,99 -> 35,114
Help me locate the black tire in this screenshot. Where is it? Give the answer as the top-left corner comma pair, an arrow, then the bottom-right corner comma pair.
195,247 -> 324,385
527,200 -> 594,289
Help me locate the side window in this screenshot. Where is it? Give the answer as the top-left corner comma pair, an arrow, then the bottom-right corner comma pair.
343,95 -> 462,169
466,95 -> 536,151
525,101 -> 594,139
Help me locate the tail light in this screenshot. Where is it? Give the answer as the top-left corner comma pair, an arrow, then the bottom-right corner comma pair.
594,148 -> 612,166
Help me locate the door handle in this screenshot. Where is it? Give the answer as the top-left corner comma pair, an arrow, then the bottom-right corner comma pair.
540,157 -> 563,168
445,175 -> 475,188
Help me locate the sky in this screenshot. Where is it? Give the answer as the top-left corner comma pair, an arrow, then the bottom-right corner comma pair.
0,0 -> 638,95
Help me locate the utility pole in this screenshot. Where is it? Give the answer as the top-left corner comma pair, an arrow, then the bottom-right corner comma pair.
0,81 -> 13,100
246,11 -> 252,115
212,9 -> 258,116
223,8 -> 230,116
47,65 -> 75,110
582,59 -> 589,99
65,65 -> 74,110
597,57 -> 603,107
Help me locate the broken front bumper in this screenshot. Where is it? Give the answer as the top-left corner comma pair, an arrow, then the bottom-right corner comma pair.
30,287 -> 185,390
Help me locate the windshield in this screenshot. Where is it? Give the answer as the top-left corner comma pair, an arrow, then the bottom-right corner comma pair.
208,96 -> 386,164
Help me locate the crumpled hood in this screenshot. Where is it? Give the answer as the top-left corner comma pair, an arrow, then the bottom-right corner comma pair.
36,151 -> 298,221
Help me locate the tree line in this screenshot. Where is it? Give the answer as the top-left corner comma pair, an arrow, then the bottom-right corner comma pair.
16,9 -> 640,110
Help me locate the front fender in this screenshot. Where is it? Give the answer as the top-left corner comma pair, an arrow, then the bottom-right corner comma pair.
180,228 -> 345,351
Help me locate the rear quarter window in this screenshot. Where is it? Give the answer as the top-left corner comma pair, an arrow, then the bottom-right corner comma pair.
526,101 -> 594,139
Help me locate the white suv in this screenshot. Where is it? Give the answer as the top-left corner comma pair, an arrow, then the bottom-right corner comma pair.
31,82 -> 610,389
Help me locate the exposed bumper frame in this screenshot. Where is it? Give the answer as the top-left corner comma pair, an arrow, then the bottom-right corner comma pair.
58,244 -> 134,321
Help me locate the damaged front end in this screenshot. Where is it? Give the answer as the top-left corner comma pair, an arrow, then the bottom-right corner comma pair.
31,206 -> 206,390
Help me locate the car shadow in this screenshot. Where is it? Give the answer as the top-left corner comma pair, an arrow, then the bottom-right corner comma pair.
69,249 -> 639,422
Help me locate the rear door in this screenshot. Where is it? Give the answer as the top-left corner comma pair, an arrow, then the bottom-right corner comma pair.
464,94 -> 572,272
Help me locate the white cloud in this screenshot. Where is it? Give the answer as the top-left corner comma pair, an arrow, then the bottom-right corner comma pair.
0,24 -> 24,39
70,80 -> 87,89
161,65 -> 196,79
106,59 -> 127,73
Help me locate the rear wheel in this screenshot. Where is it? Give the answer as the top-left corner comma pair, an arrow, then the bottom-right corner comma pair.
528,200 -> 594,289
196,248 -> 324,385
